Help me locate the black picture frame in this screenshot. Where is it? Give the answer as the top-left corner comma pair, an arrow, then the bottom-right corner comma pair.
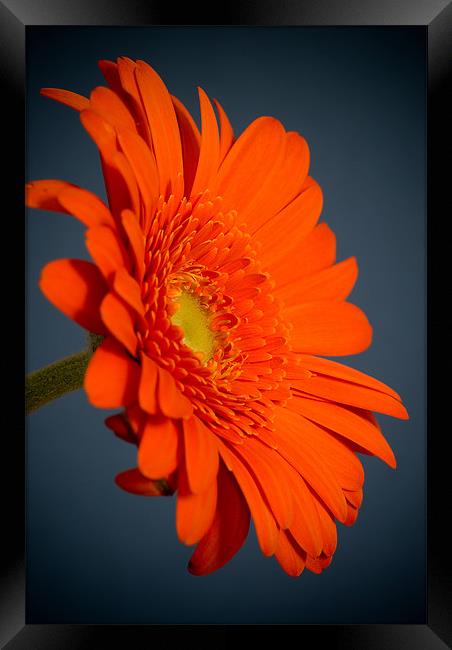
3,1 -> 450,647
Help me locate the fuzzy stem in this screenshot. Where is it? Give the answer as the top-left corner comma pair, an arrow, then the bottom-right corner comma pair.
25,335 -> 174,496
25,350 -> 90,415
25,332 -> 103,415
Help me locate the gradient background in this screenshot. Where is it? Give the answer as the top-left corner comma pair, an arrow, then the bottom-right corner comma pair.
26,26 -> 426,624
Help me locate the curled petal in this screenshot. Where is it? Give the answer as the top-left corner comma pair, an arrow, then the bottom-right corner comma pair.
218,442 -> 278,557
306,553 -> 333,574
105,412 -> 136,444
275,530 -> 307,577
100,292 -> 138,357
115,468 -> 172,496
26,180 -> 114,228
40,87 -> 89,111
189,462 -> 250,576
84,337 -> 139,408
40,259 -> 107,334
85,225 -> 130,281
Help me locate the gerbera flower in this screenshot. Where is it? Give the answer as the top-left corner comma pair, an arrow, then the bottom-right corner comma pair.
26,57 -> 408,577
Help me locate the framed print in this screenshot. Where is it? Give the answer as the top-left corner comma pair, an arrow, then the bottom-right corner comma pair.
2,1 -> 450,647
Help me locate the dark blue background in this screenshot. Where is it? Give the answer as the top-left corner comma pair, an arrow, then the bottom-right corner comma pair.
26,27 -> 426,624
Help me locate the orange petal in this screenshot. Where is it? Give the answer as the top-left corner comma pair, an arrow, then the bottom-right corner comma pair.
100,291 -> 137,357
84,336 -> 139,408
138,353 -> 159,414
39,259 -> 107,334
236,438 -> 294,529
273,407 -> 348,523
244,131 -> 310,234
125,403 -> 148,436
138,416 -> 179,478
121,209 -> 146,282
190,88 -> 220,197
117,128 -> 159,220
26,179 -> 75,212
256,181 -> 325,274
284,358 -> 313,381
105,412 -> 136,444
297,354 -> 403,402
275,530 -> 307,577
115,468 -> 171,496
314,497 -> 338,556
287,301 -> 372,356
80,110 -> 140,217
285,407 -> 365,490
112,268 -> 144,317
293,375 -> 408,420
183,416 -> 220,494
89,85 -> 137,133
306,553 -> 333,574
106,150 -> 141,217
135,60 -> 183,199
26,180 -> 114,229
98,60 -> 122,94
157,366 -> 193,419
86,225 -> 129,282
40,87 -> 89,112
213,98 -> 234,164
218,441 -> 278,556
176,463 -> 217,545
116,56 -> 140,98
212,116 -> 286,222
343,502 -> 359,526
188,461 -> 250,576
80,108 -> 117,160
284,466 -> 323,558
344,487 -> 363,509
57,186 -> 115,228
172,94 -> 201,198
116,56 -> 153,146
290,396 -> 397,468
277,257 -> 358,306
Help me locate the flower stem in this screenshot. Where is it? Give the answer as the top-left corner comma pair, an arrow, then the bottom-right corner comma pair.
25,335 -> 174,496
25,333 -> 103,415
25,350 -> 90,415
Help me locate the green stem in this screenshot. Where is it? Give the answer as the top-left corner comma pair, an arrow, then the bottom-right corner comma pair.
25,350 -> 90,415
25,334 -> 175,496
26,333 -> 103,415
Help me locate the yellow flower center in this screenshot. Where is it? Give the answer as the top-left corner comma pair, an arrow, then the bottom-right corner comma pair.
171,290 -> 215,361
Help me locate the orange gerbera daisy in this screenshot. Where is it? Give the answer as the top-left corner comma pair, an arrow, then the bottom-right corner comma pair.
26,57 -> 408,577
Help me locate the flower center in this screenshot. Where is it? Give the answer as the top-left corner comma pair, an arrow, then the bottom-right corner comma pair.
171,290 -> 216,361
